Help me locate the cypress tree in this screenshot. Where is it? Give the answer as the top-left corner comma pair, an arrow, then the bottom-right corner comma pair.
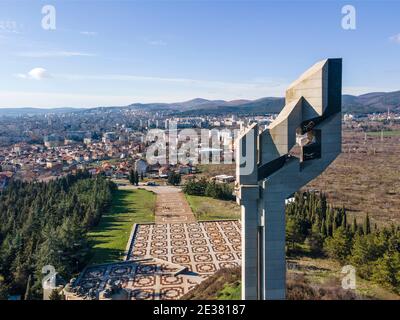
364,213 -> 371,235
351,217 -> 358,235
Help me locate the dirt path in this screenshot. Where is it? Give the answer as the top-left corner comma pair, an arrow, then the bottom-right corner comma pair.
118,183 -> 196,223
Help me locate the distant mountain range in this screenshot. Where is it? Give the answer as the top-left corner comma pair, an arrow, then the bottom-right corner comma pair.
127,91 -> 400,115
1,91 -> 399,116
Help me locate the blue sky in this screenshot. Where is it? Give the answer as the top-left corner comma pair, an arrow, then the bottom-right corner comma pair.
0,0 -> 399,108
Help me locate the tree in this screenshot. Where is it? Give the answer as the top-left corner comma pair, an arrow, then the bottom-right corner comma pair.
168,172 -> 181,186
286,217 -> 304,250
49,289 -> 62,300
364,213 -> 371,235
324,227 -> 352,262
351,217 -> 358,235
128,169 -> 135,185
134,170 -> 139,186
306,220 -> 324,253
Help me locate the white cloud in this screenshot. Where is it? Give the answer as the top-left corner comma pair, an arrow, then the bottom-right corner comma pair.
17,51 -> 95,58
389,33 -> 400,44
80,31 -> 97,36
16,68 -> 51,80
147,40 -> 167,46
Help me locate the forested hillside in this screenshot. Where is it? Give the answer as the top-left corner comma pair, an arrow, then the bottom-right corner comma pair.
0,172 -> 116,299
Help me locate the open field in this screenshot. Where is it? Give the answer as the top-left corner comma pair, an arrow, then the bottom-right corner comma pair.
88,188 -> 156,265
367,130 -> 400,137
287,254 -> 400,300
306,129 -> 400,226
185,194 -> 240,221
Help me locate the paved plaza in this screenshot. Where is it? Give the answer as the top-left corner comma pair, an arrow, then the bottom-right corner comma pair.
70,185 -> 241,300
73,220 -> 241,300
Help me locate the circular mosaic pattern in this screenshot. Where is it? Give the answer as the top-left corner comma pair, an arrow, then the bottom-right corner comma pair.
226,231 -> 240,238
134,241 -> 147,248
154,224 -> 167,229
150,248 -> 167,256
131,248 -> 147,256
208,232 -> 222,238
133,275 -> 155,287
171,223 -> 184,228
110,266 -> 131,276
190,239 -> 207,246
216,253 -> 235,261
210,238 -> 226,245
154,228 -> 167,234
171,233 -> 185,240
187,222 -> 199,227
136,264 -> 156,274
152,240 -> 168,247
188,227 -> 202,233
160,275 -> 184,285
172,255 -> 190,264
152,234 -> 167,241
191,246 -> 209,254
228,237 -> 241,244
171,247 -> 189,255
189,233 -> 204,239
136,235 -> 148,241
194,254 -> 213,263
195,263 -> 217,273
161,287 -> 184,300
212,245 -> 230,252
171,239 -> 187,246
171,227 -> 185,234
131,289 -> 154,300
221,225 -> 235,231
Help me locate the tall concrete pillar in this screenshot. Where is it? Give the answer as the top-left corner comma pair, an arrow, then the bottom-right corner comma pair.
239,186 -> 259,300
261,182 -> 286,300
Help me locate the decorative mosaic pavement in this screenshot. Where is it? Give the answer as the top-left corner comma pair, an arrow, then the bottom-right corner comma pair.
71,220 -> 241,300
126,220 -> 242,299
129,220 -> 241,275
73,257 -> 204,300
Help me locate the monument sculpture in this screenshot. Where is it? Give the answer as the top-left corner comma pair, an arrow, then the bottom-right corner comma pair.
236,58 -> 342,300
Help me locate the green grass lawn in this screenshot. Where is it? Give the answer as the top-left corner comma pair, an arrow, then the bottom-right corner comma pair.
88,188 -> 156,265
185,194 -> 240,221
367,130 -> 400,137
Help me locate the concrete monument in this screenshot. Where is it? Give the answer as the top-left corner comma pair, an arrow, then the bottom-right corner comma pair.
236,58 -> 342,300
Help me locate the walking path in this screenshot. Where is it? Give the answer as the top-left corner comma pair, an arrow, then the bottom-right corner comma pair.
119,184 -> 196,224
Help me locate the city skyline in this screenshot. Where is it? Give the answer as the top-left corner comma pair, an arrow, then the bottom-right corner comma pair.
0,0 -> 400,108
